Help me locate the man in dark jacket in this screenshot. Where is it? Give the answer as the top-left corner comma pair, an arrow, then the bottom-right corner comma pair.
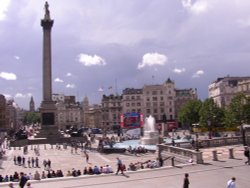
244,146 -> 250,165
19,172 -> 27,188
183,173 -> 190,188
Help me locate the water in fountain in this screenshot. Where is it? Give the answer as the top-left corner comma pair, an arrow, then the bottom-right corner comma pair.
140,115 -> 159,145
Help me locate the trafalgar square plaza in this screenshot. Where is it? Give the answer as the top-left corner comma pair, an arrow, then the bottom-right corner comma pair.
0,2 -> 250,188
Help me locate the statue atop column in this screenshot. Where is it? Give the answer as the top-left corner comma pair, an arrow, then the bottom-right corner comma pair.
44,1 -> 51,20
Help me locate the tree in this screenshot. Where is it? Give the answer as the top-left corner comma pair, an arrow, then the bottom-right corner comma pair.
227,93 -> 247,126
23,112 -> 40,125
199,98 -> 224,129
178,100 -> 202,129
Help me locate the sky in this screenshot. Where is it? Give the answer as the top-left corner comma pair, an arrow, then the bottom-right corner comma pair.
1,0 -> 250,110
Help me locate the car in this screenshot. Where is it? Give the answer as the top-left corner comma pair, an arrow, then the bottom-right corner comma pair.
91,128 -> 102,134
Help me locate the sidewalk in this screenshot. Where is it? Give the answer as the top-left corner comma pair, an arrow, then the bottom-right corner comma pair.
0,144 -> 248,188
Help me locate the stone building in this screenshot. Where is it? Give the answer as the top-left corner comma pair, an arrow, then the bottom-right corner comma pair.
101,94 -> 122,131
122,88 -> 143,114
237,78 -> 250,97
142,78 -> 176,121
208,76 -> 250,107
0,95 -> 6,131
53,94 -> 82,130
83,104 -> 102,129
5,99 -> 17,130
175,88 -> 198,119
119,78 -> 197,127
29,96 -> 35,112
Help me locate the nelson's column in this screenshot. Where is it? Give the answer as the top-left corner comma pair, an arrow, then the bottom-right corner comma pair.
38,2 -> 59,139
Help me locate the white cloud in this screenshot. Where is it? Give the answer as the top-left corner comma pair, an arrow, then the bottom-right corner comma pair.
137,52 -> 168,70
0,0 -> 10,21
182,0 -> 208,14
66,84 -> 75,89
54,78 -> 64,83
98,87 -> 104,92
14,56 -> 20,60
3,94 -> 12,99
15,93 -> 32,98
66,72 -> 72,77
78,53 -> 106,66
0,72 -> 17,80
173,68 -> 186,74
192,70 -> 204,78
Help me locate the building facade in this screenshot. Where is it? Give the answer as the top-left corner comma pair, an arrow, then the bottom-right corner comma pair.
101,94 -> 122,131
0,95 -> 6,131
175,88 -> 198,119
29,96 -> 35,112
53,94 -> 82,130
208,76 -> 250,107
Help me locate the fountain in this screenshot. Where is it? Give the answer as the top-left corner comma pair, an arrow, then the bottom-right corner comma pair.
140,115 -> 159,145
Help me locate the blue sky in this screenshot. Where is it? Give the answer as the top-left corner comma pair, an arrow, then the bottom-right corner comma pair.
1,0 -> 250,109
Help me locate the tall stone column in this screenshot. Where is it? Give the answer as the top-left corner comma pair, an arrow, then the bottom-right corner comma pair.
39,2 -> 59,138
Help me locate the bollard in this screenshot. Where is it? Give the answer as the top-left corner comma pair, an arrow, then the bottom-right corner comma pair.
51,144 -> 53,149
37,145 -> 40,149
19,147 -> 21,150
14,147 -> 16,150
44,144 -> 46,150
31,145 -> 33,150
171,157 -> 175,166
212,150 -> 218,161
229,148 -> 234,159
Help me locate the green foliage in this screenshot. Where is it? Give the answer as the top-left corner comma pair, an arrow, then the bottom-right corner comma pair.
178,100 -> 202,128
23,112 -> 40,124
225,93 -> 250,126
199,98 -> 224,128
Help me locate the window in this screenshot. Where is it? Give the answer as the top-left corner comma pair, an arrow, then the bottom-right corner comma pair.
131,96 -> 135,100
160,96 -> 164,101
160,102 -> 164,106
126,96 -> 129,100
137,102 -> 141,106
136,96 -> 141,100
154,109 -> 157,113
146,109 -> 151,113
169,108 -> 172,113
152,90 -> 157,95
147,97 -> 150,101
160,108 -> 164,113
132,103 -> 135,107
152,97 -> 157,101
126,103 -> 130,107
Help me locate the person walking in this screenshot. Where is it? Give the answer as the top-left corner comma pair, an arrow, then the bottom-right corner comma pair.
227,177 -> 236,188
19,172 -> 28,188
183,173 -> 190,188
84,150 -> 89,163
115,157 -> 124,175
244,146 -> 250,165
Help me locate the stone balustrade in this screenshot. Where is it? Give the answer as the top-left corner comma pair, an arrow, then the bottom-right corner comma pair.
157,144 -> 204,164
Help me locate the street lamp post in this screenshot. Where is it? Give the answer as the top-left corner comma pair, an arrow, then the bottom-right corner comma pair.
207,120 -> 212,139
195,132 -> 199,151
193,124 -> 199,151
241,124 -> 247,146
